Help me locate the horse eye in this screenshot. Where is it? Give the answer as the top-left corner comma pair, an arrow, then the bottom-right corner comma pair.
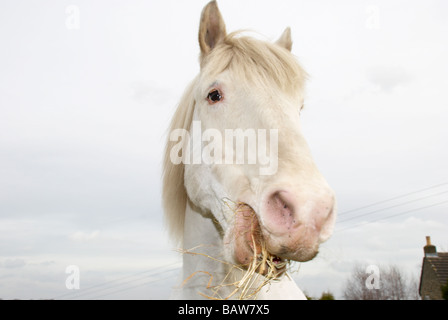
207,89 -> 222,104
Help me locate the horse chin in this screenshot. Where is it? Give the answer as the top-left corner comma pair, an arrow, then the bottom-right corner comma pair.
269,242 -> 319,263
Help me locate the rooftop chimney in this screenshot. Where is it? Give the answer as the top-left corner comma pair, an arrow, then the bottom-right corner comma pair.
424,236 -> 438,257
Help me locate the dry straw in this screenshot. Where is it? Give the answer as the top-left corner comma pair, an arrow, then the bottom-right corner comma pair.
178,200 -> 290,300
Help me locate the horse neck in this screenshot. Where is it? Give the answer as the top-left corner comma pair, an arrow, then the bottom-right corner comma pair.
178,200 -> 232,299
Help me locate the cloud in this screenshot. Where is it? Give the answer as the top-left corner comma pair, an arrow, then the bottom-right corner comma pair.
366,65 -> 411,93
1,258 -> 27,269
130,81 -> 179,106
69,230 -> 100,242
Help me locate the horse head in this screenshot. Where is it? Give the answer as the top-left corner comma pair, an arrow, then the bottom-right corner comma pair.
163,1 -> 336,297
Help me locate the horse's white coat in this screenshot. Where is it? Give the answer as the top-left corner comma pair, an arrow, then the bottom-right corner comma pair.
163,1 -> 335,300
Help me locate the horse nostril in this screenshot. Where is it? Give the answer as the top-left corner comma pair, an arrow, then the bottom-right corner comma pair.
262,188 -> 336,236
264,191 -> 298,232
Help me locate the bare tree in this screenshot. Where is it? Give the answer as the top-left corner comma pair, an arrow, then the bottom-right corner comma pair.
343,263 -> 383,300
343,263 -> 419,300
407,273 -> 421,300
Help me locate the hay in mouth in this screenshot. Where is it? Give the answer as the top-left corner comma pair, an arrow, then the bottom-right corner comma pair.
178,200 -> 290,300
232,201 -> 288,276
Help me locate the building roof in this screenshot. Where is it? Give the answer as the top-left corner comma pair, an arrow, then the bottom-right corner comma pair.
419,237 -> 448,299
426,252 -> 448,285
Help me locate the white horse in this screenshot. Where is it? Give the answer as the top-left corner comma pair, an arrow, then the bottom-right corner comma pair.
163,1 -> 336,300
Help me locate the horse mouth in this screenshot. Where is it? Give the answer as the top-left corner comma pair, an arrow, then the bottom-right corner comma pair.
256,252 -> 287,276
233,202 -> 288,277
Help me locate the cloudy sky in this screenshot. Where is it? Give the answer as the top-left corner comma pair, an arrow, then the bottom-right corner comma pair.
0,0 -> 447,300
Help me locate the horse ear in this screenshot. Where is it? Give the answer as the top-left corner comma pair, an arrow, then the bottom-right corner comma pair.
276,27 -> 292,51
198,1 -> 227,59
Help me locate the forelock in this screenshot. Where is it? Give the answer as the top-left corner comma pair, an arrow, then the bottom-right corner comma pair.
201,31 -> 307,97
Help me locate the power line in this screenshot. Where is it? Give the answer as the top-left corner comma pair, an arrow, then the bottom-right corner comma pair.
53,262 -> 180,300
89,273 -> 176,300
66,265 -> 180,300
64,264 -> 179,300
337,190 -> 448,223
76,267 -> 179,300
336,199 -> 448,233
338,182 -> 448,217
